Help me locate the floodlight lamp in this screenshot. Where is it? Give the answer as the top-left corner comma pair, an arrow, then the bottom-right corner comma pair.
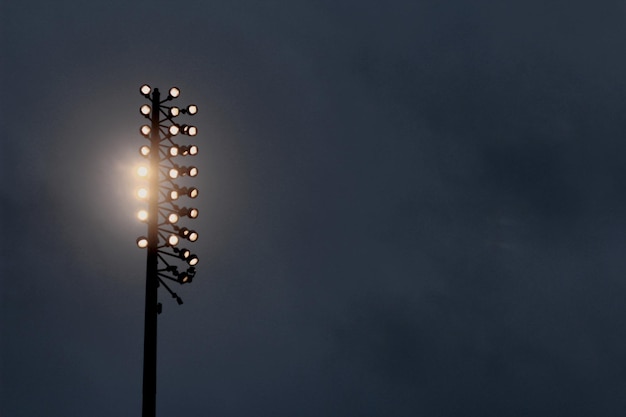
169,146 -> 179,157
179,227 -> 191,237
181,125 -> 189,135
140,84 -> 151,96
137,209 -> 148,221
169,168 -> 179,179
178,272 -> 192,284
187,254 -> 199,266
136,187 -> 148,199
189,208 -> 199,219
169,87 -> 180,98
188,126 -> 198,136
169,190 -> 179,201
187,104 -> 198,115
188,187 -> 199,198
169,125 -> 180,136
137,166 -> 148,177
136,237 -> 149,248
140,125 -> 151,137
140,105 -> 151,116
188,231 -> 198,242
188,145 -> 198,155
139,145 -> 151,157
188,166 -> 198,177
179,248 -> 191,259
168,213 -> 179,224
168,234 -> 179,246
169,106 -> 180,117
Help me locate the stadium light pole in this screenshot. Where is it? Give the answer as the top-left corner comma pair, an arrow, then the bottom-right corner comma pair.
135,84 -> 200,417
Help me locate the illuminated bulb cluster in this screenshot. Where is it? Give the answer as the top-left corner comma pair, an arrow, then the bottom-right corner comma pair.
135,83 -> 201,291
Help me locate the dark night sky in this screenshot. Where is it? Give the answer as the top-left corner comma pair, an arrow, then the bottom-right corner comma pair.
3,1 -> 626,416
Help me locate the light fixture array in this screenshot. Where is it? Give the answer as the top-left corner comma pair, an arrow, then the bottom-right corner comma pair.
136,84 -> 200,307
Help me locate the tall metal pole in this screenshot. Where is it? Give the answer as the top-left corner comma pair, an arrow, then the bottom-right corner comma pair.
142,88 -> 161,417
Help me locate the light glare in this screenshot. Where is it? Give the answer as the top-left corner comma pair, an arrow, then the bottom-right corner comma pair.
169,168 -> 179,179
137,166 -> 148,177
137,237 -> 148,248
140,125 -> 151,136
168,213 -> 179,224
169,125 -> 180,135
168,234 -> 179,246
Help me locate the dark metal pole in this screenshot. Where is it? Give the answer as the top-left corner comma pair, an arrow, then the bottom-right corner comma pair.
142,88 -> 161,417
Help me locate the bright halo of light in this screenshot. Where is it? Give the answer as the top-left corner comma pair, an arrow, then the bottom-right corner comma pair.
137,209 -> 148,221
140,84 -> 151,95
169,87 -> 180,98
188,126 -> 198,136
136,237 -> 149,248
169,125 -> 180,135
137,166 -> 148,177
140,125 -> 151,136
140,105 -> 151,116
168,234 -> 179,246
139,145 -> 150,156
136,188 -> 148,199
168,213 -> 179,224
187,105 -> 198,115
169,168 -> 179,179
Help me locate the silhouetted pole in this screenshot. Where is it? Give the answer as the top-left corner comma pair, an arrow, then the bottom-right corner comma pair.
142,87 -> 160,417
136,84 -> 200,417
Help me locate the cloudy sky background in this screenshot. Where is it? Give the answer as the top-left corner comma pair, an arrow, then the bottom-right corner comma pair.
3,1 -> 626,416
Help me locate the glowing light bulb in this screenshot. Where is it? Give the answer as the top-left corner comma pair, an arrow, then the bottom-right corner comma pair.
169,168 -> 179,179
169,146 -> 179,157
169,190 -> 179,201
188,255 -> 199,266
140,105 -> 151,116
188,126 -> 197,136
170,107 -> 180,117
169,125 -> 180,136
136,188 -> 148,199
189,188 -> 199,198
137,237 -> 148,248
137,210 -> 148,221
189,208 -> 199,219
188,145 -> 198,155
188,167 -> 198,177
140,84 -> 151,95
169,87 -> 180,98
140,125 -> 151,137
188,231 -> 198,242
168,234 -> 179,246
168,213 -> 179,224
139,146 -> 150,157
187,105 -> 198,115
137,166 -> 148,177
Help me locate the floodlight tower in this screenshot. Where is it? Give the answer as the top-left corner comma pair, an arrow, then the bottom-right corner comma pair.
135,84 -> 200,417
